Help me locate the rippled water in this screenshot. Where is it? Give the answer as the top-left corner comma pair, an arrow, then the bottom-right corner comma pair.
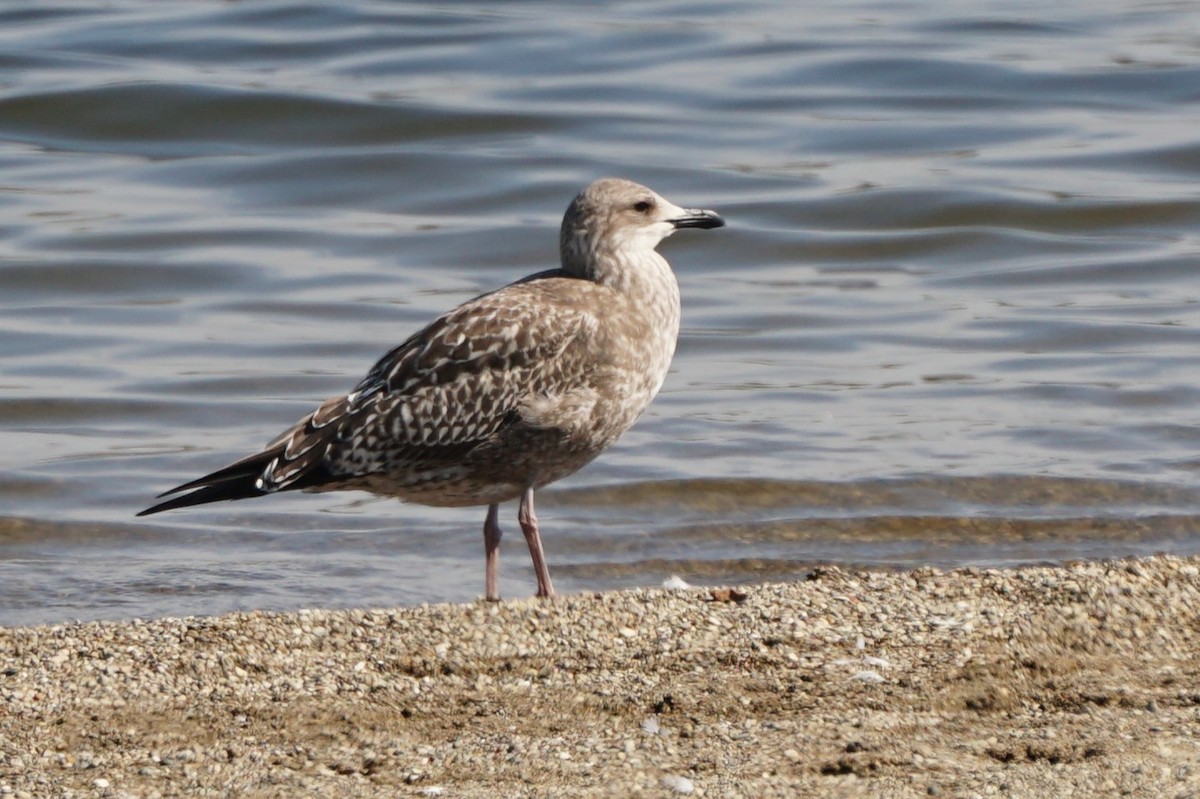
4,0 -> 1200,625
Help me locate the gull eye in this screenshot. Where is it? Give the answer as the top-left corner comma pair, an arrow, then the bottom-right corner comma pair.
633,200 -> 653,213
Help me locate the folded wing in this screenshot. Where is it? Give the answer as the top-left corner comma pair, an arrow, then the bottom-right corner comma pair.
138,275 -> 595,515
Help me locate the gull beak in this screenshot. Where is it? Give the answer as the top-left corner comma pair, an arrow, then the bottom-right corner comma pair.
669,208 -> 725,230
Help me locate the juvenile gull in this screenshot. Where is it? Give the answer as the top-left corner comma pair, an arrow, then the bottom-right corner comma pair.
139,178 -> 724,600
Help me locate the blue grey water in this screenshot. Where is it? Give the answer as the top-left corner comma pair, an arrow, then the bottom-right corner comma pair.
4,0 -> 1200,626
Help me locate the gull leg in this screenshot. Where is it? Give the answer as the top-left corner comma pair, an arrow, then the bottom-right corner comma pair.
518,487 -> 556,598
483,503 -> 502,601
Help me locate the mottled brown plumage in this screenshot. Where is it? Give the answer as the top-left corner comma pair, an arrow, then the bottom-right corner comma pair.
139,178 -> 724,600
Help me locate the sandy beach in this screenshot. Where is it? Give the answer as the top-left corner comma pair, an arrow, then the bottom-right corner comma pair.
3,555 -> 1199,798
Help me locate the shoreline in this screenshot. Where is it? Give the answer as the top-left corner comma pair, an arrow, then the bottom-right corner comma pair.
3,555 -> 1199,797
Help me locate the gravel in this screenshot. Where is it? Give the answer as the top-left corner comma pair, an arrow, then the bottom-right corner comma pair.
3,555 -> 1200,797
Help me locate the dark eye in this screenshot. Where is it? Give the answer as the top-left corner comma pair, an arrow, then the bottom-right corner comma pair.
633,200 -> 652,213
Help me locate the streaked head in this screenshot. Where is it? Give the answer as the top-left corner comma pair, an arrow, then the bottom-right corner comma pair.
559,178 -> 724,279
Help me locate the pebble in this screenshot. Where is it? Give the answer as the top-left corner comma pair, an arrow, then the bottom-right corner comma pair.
851,670 -> 885,683
662,775 -> 695,794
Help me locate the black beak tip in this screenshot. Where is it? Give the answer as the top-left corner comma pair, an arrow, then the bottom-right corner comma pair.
672,210 -> 725,230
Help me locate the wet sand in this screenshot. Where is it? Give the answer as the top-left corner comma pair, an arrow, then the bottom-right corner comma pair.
3,555 -> 1199,798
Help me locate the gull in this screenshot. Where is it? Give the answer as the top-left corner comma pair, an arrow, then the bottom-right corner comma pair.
138,178 -> 724,600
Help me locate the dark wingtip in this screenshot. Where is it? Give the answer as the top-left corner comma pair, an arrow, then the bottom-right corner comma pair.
136,449 -> 282,517
137,479 -> 268,517
135,443 -> 338,518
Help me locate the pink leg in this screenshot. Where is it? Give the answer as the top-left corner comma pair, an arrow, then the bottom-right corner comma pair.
483,503 -> 502,601
518,487 -> 556,598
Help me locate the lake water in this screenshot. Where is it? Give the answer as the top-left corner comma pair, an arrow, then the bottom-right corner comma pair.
4,0 -> 1200,626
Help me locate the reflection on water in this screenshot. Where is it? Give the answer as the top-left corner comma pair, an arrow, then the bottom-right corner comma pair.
4,0 -> 1200,625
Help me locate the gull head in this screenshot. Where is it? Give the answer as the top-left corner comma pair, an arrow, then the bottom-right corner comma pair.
559,178 -> 724,280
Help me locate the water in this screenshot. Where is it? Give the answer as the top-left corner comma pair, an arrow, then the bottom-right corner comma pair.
4,0 -> 1200,626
